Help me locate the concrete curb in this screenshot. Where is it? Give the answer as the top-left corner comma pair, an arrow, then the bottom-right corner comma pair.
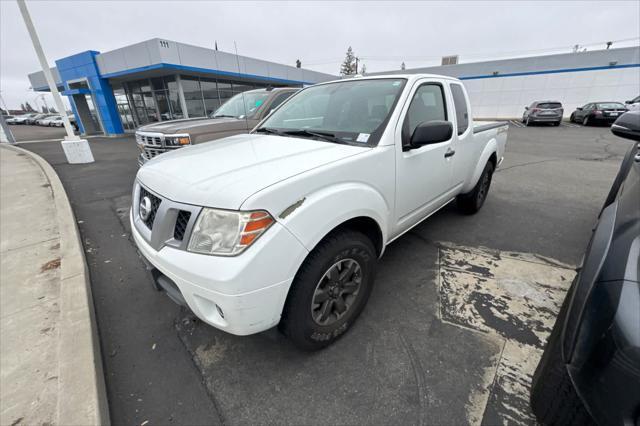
1,144 -> 110,425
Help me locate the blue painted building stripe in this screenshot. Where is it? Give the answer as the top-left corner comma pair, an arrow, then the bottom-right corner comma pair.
100,62 -> 315,85
458,63 -> 640,80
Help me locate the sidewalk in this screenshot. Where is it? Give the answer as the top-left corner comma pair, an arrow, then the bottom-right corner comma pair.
0,145 -> 108,425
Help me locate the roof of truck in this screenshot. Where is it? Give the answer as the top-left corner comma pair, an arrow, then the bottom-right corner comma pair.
320,73 -> 463,86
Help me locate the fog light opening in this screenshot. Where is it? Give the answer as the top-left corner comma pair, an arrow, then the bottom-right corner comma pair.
216,304 -> 225,319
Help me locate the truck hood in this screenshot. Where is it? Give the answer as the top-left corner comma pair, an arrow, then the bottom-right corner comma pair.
137,133 -> 370,209
137,117 -> 242,134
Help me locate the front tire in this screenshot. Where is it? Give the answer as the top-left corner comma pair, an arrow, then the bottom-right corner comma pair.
457,160 -> 494,214
582,115 -> 590,126
530,282 -> 594,425
570,113 -> 575,123
279,230 -> 377,351
525,117 -> 531,126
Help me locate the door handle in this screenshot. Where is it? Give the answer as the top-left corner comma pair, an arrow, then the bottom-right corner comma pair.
444,148 -> 456,158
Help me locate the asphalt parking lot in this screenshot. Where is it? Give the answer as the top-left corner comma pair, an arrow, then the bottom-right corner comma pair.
17,122 -> 632,425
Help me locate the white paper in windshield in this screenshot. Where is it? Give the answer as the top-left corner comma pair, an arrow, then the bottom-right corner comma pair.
356,133 -> 370,143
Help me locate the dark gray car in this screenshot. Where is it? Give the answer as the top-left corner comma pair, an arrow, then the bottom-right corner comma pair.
522,101 -> 564,126
136,87 -> 298,165
530,111 -> 640,425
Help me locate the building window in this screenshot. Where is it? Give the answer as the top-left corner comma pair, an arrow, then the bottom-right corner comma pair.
181,76 -> 206,118
201,78 -> 220,116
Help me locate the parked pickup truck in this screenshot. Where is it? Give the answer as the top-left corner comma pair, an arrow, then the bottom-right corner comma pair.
131,75 -> 508,350
135,87 -> 298,165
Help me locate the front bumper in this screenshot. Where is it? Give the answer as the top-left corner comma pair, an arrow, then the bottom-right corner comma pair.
130,210 -> 309,335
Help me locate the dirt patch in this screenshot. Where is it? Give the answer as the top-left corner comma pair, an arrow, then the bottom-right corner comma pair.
40,258 -> 61,272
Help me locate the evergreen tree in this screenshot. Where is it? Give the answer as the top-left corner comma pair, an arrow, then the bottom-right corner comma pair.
340,46 -> 357,76
401,62 -> 406,70
24,102 -> 35,112
49,106 -> 57,113
20,103 -> 26,111
360,63 -> 367,75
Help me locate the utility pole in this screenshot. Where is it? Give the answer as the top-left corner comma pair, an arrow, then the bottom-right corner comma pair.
355,57 -> 359,74
17,0 -> 93,163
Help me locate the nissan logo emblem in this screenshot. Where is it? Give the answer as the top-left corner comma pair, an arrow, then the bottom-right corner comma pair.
139,196 -> 152,221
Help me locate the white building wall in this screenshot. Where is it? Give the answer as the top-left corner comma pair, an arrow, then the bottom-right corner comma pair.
375,47 -> 640,119
465,67 -> 639,119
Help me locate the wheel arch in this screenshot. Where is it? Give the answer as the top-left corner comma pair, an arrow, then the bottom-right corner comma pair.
461,139 -> 498,193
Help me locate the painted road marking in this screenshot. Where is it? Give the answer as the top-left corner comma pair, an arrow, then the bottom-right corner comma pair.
509,120 -> 525,128
437,243 -> 575,425
561,122 -> 582,129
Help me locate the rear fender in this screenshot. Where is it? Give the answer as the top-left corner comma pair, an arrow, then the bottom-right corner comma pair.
461,138 -> 498,193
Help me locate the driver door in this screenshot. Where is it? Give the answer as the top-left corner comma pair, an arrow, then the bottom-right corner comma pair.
393,80 -> 456,236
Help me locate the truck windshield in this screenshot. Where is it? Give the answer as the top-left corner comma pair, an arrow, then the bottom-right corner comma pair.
256,78 -> 407,146
211,91 -> 270,119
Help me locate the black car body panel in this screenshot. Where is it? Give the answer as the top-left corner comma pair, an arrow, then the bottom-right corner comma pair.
558,112 -> 640,425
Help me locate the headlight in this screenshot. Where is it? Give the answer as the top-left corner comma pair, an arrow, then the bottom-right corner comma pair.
187,208 -> 274,256
165,134 -> 191,147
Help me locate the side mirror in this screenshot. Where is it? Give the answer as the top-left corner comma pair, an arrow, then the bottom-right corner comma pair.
409,121 -> 453,149
576,107 -> 583,111
625,100 -> 633,104
611,111 -> 640,142
524,106 -> 529,110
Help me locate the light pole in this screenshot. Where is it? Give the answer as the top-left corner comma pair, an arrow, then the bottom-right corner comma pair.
17,0 -> 93,163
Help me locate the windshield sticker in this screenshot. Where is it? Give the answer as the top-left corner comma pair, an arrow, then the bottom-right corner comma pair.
392,81 -> 401,86
356,133 -> 370,143
255,100 -> 264,107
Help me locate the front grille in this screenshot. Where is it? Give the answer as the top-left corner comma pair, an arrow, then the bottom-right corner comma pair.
143,146 -> 168,160
139,186 -> 161,229
173,210 -> 191,241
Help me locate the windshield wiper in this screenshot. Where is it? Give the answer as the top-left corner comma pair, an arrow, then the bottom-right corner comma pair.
254,127 -> 287,136
281,129 -> 345,144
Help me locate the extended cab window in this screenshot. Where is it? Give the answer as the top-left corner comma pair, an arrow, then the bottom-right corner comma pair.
450,83 -> 469,135
404,83 -> 447,142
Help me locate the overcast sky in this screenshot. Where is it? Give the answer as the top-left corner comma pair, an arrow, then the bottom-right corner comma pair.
1,0 -> 638,110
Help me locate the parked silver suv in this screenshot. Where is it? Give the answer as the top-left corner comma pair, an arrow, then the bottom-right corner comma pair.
522,101 -> 564,126
135,87 -> 298,166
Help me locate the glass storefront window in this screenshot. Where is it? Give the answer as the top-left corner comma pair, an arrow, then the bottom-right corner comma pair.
182,76 -> 205,117
151,77 -> 165,91
201,78 -> 220,116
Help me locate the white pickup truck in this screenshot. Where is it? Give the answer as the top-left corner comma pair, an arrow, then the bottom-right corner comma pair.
131,74 -> 508,350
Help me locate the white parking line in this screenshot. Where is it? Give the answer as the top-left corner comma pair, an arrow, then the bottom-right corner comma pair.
561,122 -> 582,129
509,120 -> 524,128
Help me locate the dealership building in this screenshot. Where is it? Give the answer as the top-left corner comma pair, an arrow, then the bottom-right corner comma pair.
377,46 -> 639,119
29,40 -> 639,134
28,38 -> 333,135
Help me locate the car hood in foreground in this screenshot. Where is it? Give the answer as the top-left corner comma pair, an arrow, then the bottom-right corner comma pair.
137,133 -> 370,209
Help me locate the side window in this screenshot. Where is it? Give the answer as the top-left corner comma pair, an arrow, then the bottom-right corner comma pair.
404,83 -> 447,143
450,84 -> 469,135
584,104 -> 592,110
266,92 -> 294,115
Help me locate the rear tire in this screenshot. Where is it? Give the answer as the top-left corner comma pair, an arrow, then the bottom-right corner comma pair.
279,230 -> 377,351
457,161 -> 494,214
530,282 -> 594,425
553,121 -> 561,126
